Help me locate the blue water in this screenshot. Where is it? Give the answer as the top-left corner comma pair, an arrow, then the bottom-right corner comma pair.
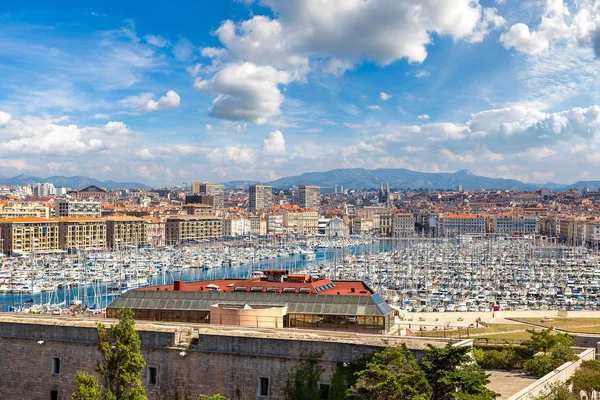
0,241 -> 390,312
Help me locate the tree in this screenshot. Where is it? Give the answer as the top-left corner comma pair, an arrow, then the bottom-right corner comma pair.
419,343 -> 498,400
349,345 -> 431,400
72,309 -> 147,400
284,352 -> 324,400
533,383 -> 576,400
523,328 -> 572,353
570,360 -> 600,400
72,371 -> 102,400
199,395 -> 229,400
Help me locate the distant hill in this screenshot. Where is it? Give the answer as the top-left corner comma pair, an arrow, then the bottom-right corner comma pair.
0,175 -> 149,190
236,168 -> 542,191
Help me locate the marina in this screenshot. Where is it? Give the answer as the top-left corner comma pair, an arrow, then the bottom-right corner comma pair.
2,235 -> 600,314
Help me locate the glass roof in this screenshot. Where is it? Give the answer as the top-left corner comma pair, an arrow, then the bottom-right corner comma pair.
108,290 -> 393,317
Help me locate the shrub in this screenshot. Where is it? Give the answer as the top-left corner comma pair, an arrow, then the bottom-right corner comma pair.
473,346 -> 527,370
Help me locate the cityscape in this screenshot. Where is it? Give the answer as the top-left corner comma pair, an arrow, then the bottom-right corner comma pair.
2,0 -> 600,399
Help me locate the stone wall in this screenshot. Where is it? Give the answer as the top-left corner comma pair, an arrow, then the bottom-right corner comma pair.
0,320 -> 451,400
507,348 -> 596,400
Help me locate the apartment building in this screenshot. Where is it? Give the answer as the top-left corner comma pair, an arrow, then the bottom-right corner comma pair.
106,216 -> 147,249
199,183 -> 225,209
143,217 -> 165,248
182,204 -> 214,215
165,215 -> 223,245
493,215 -> 539,235
298,185 -> 320,209
0,204 -> 51,219
282,209 -> 319,234
58,217 -> 107,251
392,213 -> 415,237
248,215 -> 267,235
267,214 -> 284,235
249,184 -> 272,211
56,200 -> 101,218
435,214 -> 486,236
352,218 -> 374,234
222,217 -> 250,237
0,218 -> 60,255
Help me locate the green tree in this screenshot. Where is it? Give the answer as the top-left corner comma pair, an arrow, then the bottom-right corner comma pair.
328,355 -> 372,400
72,309 -> 147,400
349,345 -> 431,400
570,360 -> 600,400
199,395 -> 229,400
523,328 -> 572,353
523,344 -> 575,377
284,352 -> 324,400
72,371 -> 102,400
419,343 -> 498,400
533,383 -> 576,400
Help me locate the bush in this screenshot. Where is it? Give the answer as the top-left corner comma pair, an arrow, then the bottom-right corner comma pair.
524,345 -> 575,377
473,346 -> 528,370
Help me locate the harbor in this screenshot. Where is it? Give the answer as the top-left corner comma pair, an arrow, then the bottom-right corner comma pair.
1,234 -> 600,315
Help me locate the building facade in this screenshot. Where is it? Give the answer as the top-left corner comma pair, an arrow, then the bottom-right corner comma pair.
298,185 -> 320,209
392,213 -> 415,237
199,183 -> 225,209
0,218 -> 60,255
58,218 -> 107,251
165,215 -> 223,245
55,200 -> 101,218
106,217 -> 147,249
249,184 -> 272,211
436,214 -> 486,236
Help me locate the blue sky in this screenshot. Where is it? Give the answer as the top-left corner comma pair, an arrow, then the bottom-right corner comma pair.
1,0 -> 600,186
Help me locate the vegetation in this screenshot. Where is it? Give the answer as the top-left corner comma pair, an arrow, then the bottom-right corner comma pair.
199,395 -> 229,400
348,345 -> 431,400
473,345 -> 528,370
533,383 -> 577,400
569,360 -> 600,399
283,352 -> 324,400
522,328 -> 572,353
72,309 -> 147,400
418,343 -> 498,400
522,328 -> 575,377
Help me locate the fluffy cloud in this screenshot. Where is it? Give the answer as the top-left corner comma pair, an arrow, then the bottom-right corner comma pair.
380,92 -> 391,101
262,130 -> 286,155
194,62 -> 291,124
101,121 -> 132,135
417,114 -> 430,120
144,34 -> 169,48
500,23 -> 549,55
500,0 -> 599,55
0,112 -> 11,126
215,0 -> 503,67
207,146 -> 256,164
142,90 -> 181,112
367,105 -> 381,110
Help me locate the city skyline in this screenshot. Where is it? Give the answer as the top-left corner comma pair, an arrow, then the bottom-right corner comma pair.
1,0 -> 600,186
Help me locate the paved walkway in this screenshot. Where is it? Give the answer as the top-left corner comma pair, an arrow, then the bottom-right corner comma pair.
487,370 -> 538,399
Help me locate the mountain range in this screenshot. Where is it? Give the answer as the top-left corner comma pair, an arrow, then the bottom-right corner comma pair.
226,168 -> 600,192
0,174 -> 149,190
1,169 -> 599,192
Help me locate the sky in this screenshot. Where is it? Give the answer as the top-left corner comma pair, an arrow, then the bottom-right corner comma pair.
1,0 -> 600,186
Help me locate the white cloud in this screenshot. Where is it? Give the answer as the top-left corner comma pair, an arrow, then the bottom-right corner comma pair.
142,90 -> 181,112
173,37 -> 195,61
186,63 -> 202,76
135,148 -> 155,160
101,121 -> 132,135
523,147 -> 557,160
500,23 -> 549,55
144,34 -> 169,48
417,114 -> 430,120
380,92 -> 391,101
94,113 -> 110,119
194,62 -> 291,124
200,47 -> 227,59
0,112 -> 11,126
120,92 -> 155,108
367,105 -> 381,110
262,130 -> 286,155
205,124 -> 214,131
213,0 -> 503,68
207,146 -> 256,164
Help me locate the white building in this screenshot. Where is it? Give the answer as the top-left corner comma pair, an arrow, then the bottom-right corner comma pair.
392,213 -> 415,237
31,182 -> 55,197
325,218 -> 347,238
493,215 -> 539,235
436,214 -> 486,237
222,218 -> 250,237
55,200 -> 101,218
267,214 -> 284,235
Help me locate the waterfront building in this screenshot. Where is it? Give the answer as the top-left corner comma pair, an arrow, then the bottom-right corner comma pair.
325,217 -> 347,237
282,208 -> 319,234
267,214 -> 284,235
165,215 -> 223,245
0,218 -> 60,255
392,213 -> 415,237
249,184 -> 272,211
55,200 -> 101,218
248,215 -> 267,235
182,203 -> 214,215
108,269 -> 394,333
436,214 -> 486,236
493,215 -> 539,235
105,216 -> 147,249
58,217 -> 107,251
222,217 -> 251,237
298,184 -> 320,209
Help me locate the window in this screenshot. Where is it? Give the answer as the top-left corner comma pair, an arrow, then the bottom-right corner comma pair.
147,366 -> 158,385
258,377 -> 269,397
52,358 -> 61,375
319,383 -> 330,400
50,390 -> 58,400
